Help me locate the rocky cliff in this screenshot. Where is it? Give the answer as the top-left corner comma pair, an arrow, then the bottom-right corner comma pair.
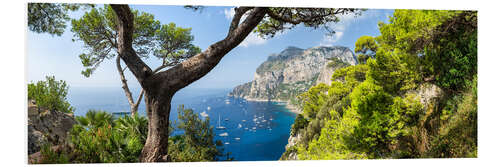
229,46 -> 356,104
28,100 -> 76,155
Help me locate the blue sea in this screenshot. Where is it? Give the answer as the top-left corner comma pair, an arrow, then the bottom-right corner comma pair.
68,86 -> 296,161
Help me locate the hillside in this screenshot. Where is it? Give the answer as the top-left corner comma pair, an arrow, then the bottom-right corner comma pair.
229,46 -> 357,105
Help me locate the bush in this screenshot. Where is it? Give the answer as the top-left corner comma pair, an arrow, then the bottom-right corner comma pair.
169,105 -> 224,162
70,111 -> 145,163
291,114 -> 309,136
28,76 -> 73,113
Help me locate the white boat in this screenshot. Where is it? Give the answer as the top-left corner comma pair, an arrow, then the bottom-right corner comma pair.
252,127 -> 256,130
200,111 -> 209,118
219,132 -> 229,137
207,106 -> 211,110
224,142 -> 230,145
238,124 -> 242,128
244,127 -> 248,130
262,120 -> 267,123
242,120 -> 246,122
216,114 -> 226,130
234,137 -> 240,140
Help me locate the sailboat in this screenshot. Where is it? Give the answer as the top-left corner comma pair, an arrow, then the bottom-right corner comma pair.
216,114 -> 226,130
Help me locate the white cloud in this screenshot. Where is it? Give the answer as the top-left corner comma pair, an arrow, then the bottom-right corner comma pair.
319,10 -> 381,46
224,8 -> 235,20
240,32 -> 267,47
200,111 -> 209,118
320,31 -> 345,46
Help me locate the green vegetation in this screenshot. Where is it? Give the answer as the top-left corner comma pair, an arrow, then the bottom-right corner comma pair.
37,106 -> 224,163
27,3 -> 93,36
169,105 -> 225,161
327,57 -> 349,68
284,10 -> 477,159
27,76 -> 73,113
354,36 -> 378,64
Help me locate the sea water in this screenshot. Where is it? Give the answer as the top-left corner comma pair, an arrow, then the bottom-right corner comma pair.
68,86 -> 296,161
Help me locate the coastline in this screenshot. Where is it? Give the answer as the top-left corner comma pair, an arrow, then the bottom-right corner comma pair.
236,96 -> 302,115
284,103 -> 301,115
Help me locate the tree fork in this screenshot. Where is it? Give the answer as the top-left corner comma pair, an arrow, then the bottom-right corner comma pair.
111,4 -> 267,162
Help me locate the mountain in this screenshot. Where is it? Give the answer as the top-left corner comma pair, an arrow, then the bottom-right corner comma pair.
229,46 -> 357,105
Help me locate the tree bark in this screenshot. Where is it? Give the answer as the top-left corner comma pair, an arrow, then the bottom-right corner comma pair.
139,91 -> 173,162
111,4 -> 267,162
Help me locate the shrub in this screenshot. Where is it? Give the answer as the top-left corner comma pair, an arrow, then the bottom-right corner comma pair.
28,76 -> 73,113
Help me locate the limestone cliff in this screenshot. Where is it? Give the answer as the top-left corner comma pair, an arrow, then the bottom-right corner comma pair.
28,100 -> 76,155
229,46 -> 356,104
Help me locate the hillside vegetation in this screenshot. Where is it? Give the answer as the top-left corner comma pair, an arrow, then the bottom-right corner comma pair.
282,10 -> 477,159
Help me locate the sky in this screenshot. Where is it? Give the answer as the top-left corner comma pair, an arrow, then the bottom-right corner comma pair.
27,5 -> 393,89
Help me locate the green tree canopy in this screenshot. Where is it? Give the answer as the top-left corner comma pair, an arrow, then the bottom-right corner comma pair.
27,76 -> 73,113
28,3 -> 92,36
354,36 -> 378,64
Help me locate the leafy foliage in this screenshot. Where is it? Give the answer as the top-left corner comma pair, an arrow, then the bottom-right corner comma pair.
256,8 -> 363,38
27,76 -> 73,113
71,5 -> 159,77
75,110 -> 114,128
27,3 -> 92,36
354,36 -> 378,64
169,105 -> 224,162
37,106 -> 223,163
286,9 -> 477,160
428,76 -> 477,158
71,5 -> 200,77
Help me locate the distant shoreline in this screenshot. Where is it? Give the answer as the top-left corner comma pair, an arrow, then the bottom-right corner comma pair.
237,97 -> 302,115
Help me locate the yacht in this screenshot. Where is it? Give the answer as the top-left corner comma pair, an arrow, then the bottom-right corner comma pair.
216,114 -> 226,130
219,132 -> 229,137
234,137 -> 240,141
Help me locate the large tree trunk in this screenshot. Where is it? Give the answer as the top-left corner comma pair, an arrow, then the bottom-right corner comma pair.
139,91 -> 172,162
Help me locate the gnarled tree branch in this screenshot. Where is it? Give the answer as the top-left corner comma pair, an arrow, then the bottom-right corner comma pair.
111,4 -> 153,85
150,7 -> 267,94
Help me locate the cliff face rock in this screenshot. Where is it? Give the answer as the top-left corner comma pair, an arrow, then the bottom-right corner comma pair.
280,132 -> 303,160
28,100 -> 76,155
230,46 -> 356,103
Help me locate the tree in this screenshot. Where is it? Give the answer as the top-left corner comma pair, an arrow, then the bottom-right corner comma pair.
71,5 -> 201,116
354,36 -> 378,64
27,76 -> 74,113
168,105 -> 223,161
28,3 -> 92,36
108,5 -> 361,162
